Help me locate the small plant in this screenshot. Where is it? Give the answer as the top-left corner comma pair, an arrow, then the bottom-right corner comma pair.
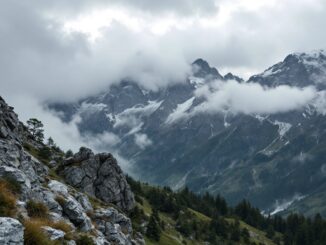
76,235 -> 95,245
26,200 -> 49,219
3,176 -> 22,195
0,179 -> 17,217
38,146 -> 52,161
50,220 -> 73,233
24,220 -> 58,245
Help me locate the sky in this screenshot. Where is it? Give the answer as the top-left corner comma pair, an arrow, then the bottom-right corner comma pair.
0,0 -> 326,152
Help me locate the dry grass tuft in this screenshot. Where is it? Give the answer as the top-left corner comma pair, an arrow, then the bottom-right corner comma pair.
0,179 -> 17,217
24,219 -> 58,245
26,200 -> 49,219
24,218 -> 73,245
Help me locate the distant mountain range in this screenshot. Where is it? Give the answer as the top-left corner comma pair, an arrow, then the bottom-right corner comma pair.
50,50 -> 326,216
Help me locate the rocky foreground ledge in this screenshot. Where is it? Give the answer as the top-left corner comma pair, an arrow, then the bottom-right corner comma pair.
0,96 -> 144,245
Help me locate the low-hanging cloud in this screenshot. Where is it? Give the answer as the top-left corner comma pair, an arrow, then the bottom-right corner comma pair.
166,80 -> 317,124
134,133 -> 152,149
1,0 -> 326,157
194,80 -> 316,115
6,95 -> 132,172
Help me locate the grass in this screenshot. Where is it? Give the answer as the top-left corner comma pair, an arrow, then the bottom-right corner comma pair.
136,198 -> 207,245
75,235 -> 95,245
2,176 -> 22,194
23,142 -> 50,166
24,217 -> 73,245
26,200 -> 50,219
188,208 -> 211,222
226,218 -> 277,245
0,179 -> 18,217
24,219 -> 61,245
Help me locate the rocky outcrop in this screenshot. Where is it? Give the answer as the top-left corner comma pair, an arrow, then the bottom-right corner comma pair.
93,208 -> 133,245
0,96 -> 143,244
0,218 -> 24,245
60,147 -> 135,211
42,226 -> 65,241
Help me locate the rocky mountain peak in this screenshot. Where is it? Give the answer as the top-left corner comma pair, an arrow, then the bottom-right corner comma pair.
223,72 -> 244,82
192,58 -> 223,79
248,50 -> 326,89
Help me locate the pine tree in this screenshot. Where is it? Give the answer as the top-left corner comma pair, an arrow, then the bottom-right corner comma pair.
47,137 -> 55,147
26,118 -> 44,142
146,209 -> 161,241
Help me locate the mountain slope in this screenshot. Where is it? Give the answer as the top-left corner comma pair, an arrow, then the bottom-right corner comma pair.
0,96 -> 144,244
0,94 -> 287,245
49,50 -> 326,216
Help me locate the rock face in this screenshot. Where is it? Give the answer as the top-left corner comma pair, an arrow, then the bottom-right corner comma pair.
42,226 -> 65,241
0,96 -> 142,244
93,208 -> 133,245
60,147 -> 135,211
0,218 -> 24,245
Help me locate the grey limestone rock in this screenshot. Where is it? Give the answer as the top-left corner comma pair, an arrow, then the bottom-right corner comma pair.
0,218 -> 24,245
60,147 -> 135,211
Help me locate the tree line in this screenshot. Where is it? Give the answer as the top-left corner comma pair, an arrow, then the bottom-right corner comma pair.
127,176 -> 326,245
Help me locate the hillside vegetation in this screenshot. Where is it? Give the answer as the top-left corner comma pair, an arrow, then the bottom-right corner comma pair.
127,176 -> 326,245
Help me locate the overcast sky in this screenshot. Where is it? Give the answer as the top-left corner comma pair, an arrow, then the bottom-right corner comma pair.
0,0 -> 325,151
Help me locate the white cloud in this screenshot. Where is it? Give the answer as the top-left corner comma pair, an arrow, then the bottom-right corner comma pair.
134,133 -> 152,149
1,0 -> 326,157
193,80 -> 316,115
166,80 -> 317,123
114,100 -> 163,129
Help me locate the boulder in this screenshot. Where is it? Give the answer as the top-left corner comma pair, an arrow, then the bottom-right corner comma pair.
0,218 -> 24,245
60,148 -> 134,211
48,180 -> 69,196
75,193 -> 93,212
59,195 -> 93,232
93,208 -> 133,245
42,226 -> 65,241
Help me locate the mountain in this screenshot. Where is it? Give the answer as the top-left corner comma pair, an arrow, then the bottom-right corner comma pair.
49,50 -> 326,216
0,95 -> 290,245
4,80 -> 326,244
0,96 -> 144,244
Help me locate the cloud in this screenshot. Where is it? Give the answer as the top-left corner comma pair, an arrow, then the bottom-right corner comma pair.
1,0 -> 326,156
0,1 -> 191,102
166,80 -> 316,123
194,80 -> 316,115
134,133 -> 152,149
1,0 -> 326,104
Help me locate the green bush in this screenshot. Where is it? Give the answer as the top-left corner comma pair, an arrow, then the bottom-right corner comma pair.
26,200 -> 49,219
38,146 -> 52,161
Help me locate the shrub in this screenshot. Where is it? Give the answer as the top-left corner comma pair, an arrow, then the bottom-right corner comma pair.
76,235 -> 95,245
3,176 -> 22,194
50,220 -> 73,233
0,179 -> 17,217
26,200 -> 49,219
65,149 -> 74,158
24,220 -> 58,245
38,146 -> 52,161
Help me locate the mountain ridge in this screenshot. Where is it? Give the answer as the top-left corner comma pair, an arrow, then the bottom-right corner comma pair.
49,50 -> 326,216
